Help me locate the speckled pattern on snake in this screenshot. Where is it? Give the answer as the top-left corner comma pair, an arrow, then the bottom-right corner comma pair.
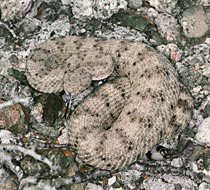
25,36 -> 193,170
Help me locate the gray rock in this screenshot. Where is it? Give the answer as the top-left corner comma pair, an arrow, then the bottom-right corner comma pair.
127,0 -> 142,9
180,6 -> 209,38
155,13 -> 180,42
85,183 -> 103,190
141,173 -> 197,190
146,0 -> 178,14
71,0 -> 127,20
195,117 -> 210,145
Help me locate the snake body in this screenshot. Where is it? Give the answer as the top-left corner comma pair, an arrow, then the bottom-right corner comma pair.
26,36 -> 193,169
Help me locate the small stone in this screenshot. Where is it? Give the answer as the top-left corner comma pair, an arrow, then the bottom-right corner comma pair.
0,0 -> 32,21
202,64 -> 210,78
147,8 -> 159,19
147,0 -> 178,14
61,0 -> 71,5
192,86 -> 202,95
199,0 -> 210,6
0,100 -> 29,133
180,6 -> 209,38
195,117 -> 210,145
171,158 -> 183,168
155,13 -> 180,42
71,0 -> 127,20
0,130 -> 17,144
127,0 -> 142,9
205,38 -> 210,45
157,43 -> 183,62
108,176 -> 117,186
0,75 -> 31,101
199,182 -> 210,190
85,183 -> 103,190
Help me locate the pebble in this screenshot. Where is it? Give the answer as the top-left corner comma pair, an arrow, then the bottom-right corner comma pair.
0,100 -> 28,133
127,0 -> 142,9
0,0 -> 32,21
71,0 -> 127,20
0,130 -> 17,144
195,116 -> 210,145
120,170 -> 141,187
157,43 -> 183,62
141,173 -> 197,190
0,167 -> 17,190
0,75 -> 31,101
205,38 -> 210,45
180,6 -> 209,38
85,183 -> 103,190
199,0 -> 210,6
155,13 -> 180,42
199,182 -> 210,190
146,0 -> 178,14
171,158 -> 183,168
108,176 -> 117,186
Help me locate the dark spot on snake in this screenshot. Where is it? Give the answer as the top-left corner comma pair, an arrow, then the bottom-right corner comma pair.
95,113 -> 99,117
171,104 -> 174,109
170,115 -> 177,123
151,94 -> 156,99
128,146 -> 132,151
102,157 -> 106,161
148,122 -> 153,128
106,163 -> 111,167
161,96 -> 165,102
140,74 -> 144,78
117,52 -> 121,57
110,112 -> 115,119
106,102 -> 110,107
133,62 -> 136,66
136,92 -> 140,95
124,47 -> 128,51
121,93 -> 125,97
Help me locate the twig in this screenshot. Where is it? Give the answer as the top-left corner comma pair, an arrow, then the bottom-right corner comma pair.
0,144 -> 56,172
0,97 -> 32,109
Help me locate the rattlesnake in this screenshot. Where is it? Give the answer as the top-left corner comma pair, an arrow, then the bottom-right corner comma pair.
26,36 -> 193,170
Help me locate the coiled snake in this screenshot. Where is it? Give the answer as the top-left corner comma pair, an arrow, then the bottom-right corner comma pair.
26,36 -> 193,169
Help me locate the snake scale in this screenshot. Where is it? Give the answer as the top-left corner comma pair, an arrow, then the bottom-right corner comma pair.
26,36 -> 193,170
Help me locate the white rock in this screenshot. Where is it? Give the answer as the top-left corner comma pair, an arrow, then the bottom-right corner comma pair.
199,0 -> 210,6
127,0 -> 142,9
195,116 -> 210,145
147,8 -> 159,19
71,0 -> 127,20
205,38 -> 210,45
0,130 -> 17,144
85,183 -> 103,190
171,158 -> 183,168
155,13 -> 179,42
0,0 -> 32,21
141,173 -> 197,190
108,176 -> 117,186
147,0 -> 178,14
61,0 -> 71,5
199,182 -> 210,190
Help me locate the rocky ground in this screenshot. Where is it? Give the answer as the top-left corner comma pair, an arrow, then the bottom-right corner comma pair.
0,0 -> 210,189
